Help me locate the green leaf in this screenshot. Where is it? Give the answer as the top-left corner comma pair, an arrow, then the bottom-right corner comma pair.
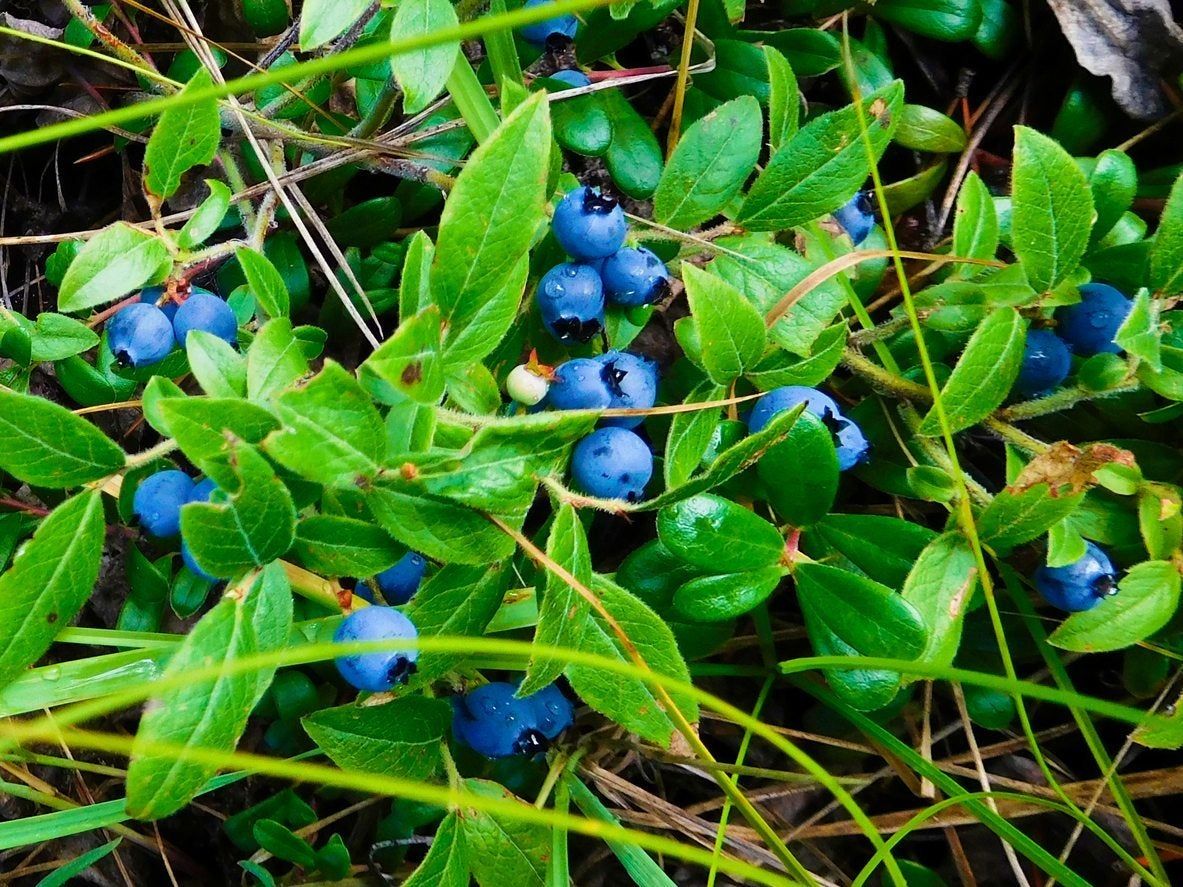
126,593 -> 258,819
564,576 -> 697,745
241,563 -> 292,706
178,180 -> 232,249
1088,149 -> 1137,243
566,777 -> 676,887
764,45 -> 798,153
237,246 -> 290,319
293,515 -> 401,577
738,81 -> 903,230
894,103 -> 967,153
27,313 -> 99,362
681,265 -> 766,385
978,484 -> 1084,552
812,513 -> 937,588
757,411 -> 838,527
664,382 -> 725,489
157,396 -> 279,490
522,504 -> 592,694
900,533 -> 977,668
390,0 -> 459,113
360,306 -> 446,405
145,69 -> 220,199
303,697 -> 450,780
1050,561 -> 1181,653
1010,126 -> 1094,292
0,492 -> 105,689
398,231 -> 435,319
462,780 -> 547,887
180,441 -> 297,579
299,0 -> 371,49
253,820 -> 317,869
405,813 -> 469,887
265,361 -> 385,486
442,257 -> 528,368
672,566 -> 785,622
795,562 -> 927,660
602,90 -> 663,199
0,387 -> 125,487
918,307 -> 1026,435
187,329 -> 247,398
1152,171 -> 1183,295
432,93 -> 550,345
35,838 -> 121,887
247,318 -> 310,403
653,96 -> 762,230
58,223 -> 171,312
951,171 -> 999,270
872,0 -> 983,41
1115,289 -> 1161,371
405,564 -> 511,679
658,493 -> 783,572
804,616 -> 903,711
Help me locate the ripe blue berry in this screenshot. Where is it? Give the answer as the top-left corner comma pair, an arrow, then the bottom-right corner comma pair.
189,477 -> 218,504
552,187 -> 627,260
571,427 -> 653,501
549,69 -> 590,88
528,683 -> 574,740
333,606 -> 420,692
1015,329 -> 1072,397
107,302 -> 176,367
597,350 -> 658,429
133,470 -> 195,538
139,286 -> 179,322
451,682 -> 541,758
519,0 -> 578,46
358,551 -> 428,605
548,358 -> 613,411
1055,283 -> 1132,356
537,262 -> 605,344
181,540 -> 219,583
1034,542 -> 1117,612
600,247 -> 670,307
172,291 -> 238,348
747,386 -> 842,434
833,416 -> 871,471
833,191 -> 875,245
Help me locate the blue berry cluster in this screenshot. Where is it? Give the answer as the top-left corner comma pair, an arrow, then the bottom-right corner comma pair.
131,470 -> 225,582
451,681 -> 573,758
537,186 -> 670,344
107,285 -> 237,368
354,551 -> 428,605
1015,284 -> 1133,397
1034,541 -> 1118,612
748,386 -> 870,471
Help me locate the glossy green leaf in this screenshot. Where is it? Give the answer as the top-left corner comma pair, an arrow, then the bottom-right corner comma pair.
664,382 -> 725,489
237,246 -> 290,319
1115,289 -> 1161,371
764,45 -> 799,152
758,411 -> 839,527
895,103 -> 967,153
1050,561 -> 1180,653
178,180 -> 232,249
682,265 -> 766,385
405,564 -> 511,679
390,0 -> 459,113
658,493 -> 783,572
187,330 -> 247,398
303,697 -> 450,780
978,484 -> 1084,552
1088,149 -> 1137,243
672,566 -> 785,622
602,89 -> 663,199
157,396 -> 279,489
812,513 -> 938,588
462,780 -> 547,887
58,223 -> 170,312
900,532 -> 977,668
872,0 -> 983,41
145,69 -> 220,199
951,171 -> 999,271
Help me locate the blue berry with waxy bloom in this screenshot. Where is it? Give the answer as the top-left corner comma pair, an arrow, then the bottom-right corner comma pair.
528,682 -> 574,740
181,540 -> 219,583
172,291 -> 238,348
746,386 -> 843,434
571,426 -> 653,501
188,477 -> 218,504
333,606 -> 420,692
547,358 -> 613,411
600,246 -> 670,307
1055,283 -> 1132,356
832,415 -> 871,471
357,551 -> 428,606
1015,328 -> 1072,397
139,286 -> 179,322
537,262 -> 605,344
518,0 -> 578,46
133,470 -> 195,538
552,186 -> 627,260
596,350 -> 658,429
451,681 -> 572,759
549,69 -> 590,88
833,191 -> 875,245
1034,541 -> 1118,612
106,302 -> 176,368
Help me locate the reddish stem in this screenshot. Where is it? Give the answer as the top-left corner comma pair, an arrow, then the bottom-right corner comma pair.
86,293 -> 141,328
587,66 -> 673,82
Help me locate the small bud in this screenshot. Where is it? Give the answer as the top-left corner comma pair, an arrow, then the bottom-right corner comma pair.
507,364 -> 550,406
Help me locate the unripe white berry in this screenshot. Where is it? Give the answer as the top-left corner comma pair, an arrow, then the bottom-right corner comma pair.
507,364 -> 549,405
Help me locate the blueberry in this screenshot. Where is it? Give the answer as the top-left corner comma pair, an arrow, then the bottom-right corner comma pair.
833,416 -> 871,471
552,187 -> 627,260
139,286 -> 179,322
181,540 -> 219,583
527,683 -> 574,740
549,69 -> 590,88
1055,283 -> 1132,356
107,302 -> 176,367
547,358 -> 613,411
833,191 -> 875,245
133,470 -> 195,538
451,682 -> 539,758
518,0 -> 578,47
1015,328 -> 1072,397
537,262 -> 605,344
189,477 -> 218,504
746,386 -> 842,434
596,350 -> 658,429
507,364 -> 550,406
1034,542 -> 1118,612
571,427 -> 653,501
360,551 -> 428,605
333,606 -> 420,692
600,247 -> 670,307
172,291 -> 238,347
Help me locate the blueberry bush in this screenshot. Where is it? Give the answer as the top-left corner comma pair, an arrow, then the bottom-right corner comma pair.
1,0 -> 1183,883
